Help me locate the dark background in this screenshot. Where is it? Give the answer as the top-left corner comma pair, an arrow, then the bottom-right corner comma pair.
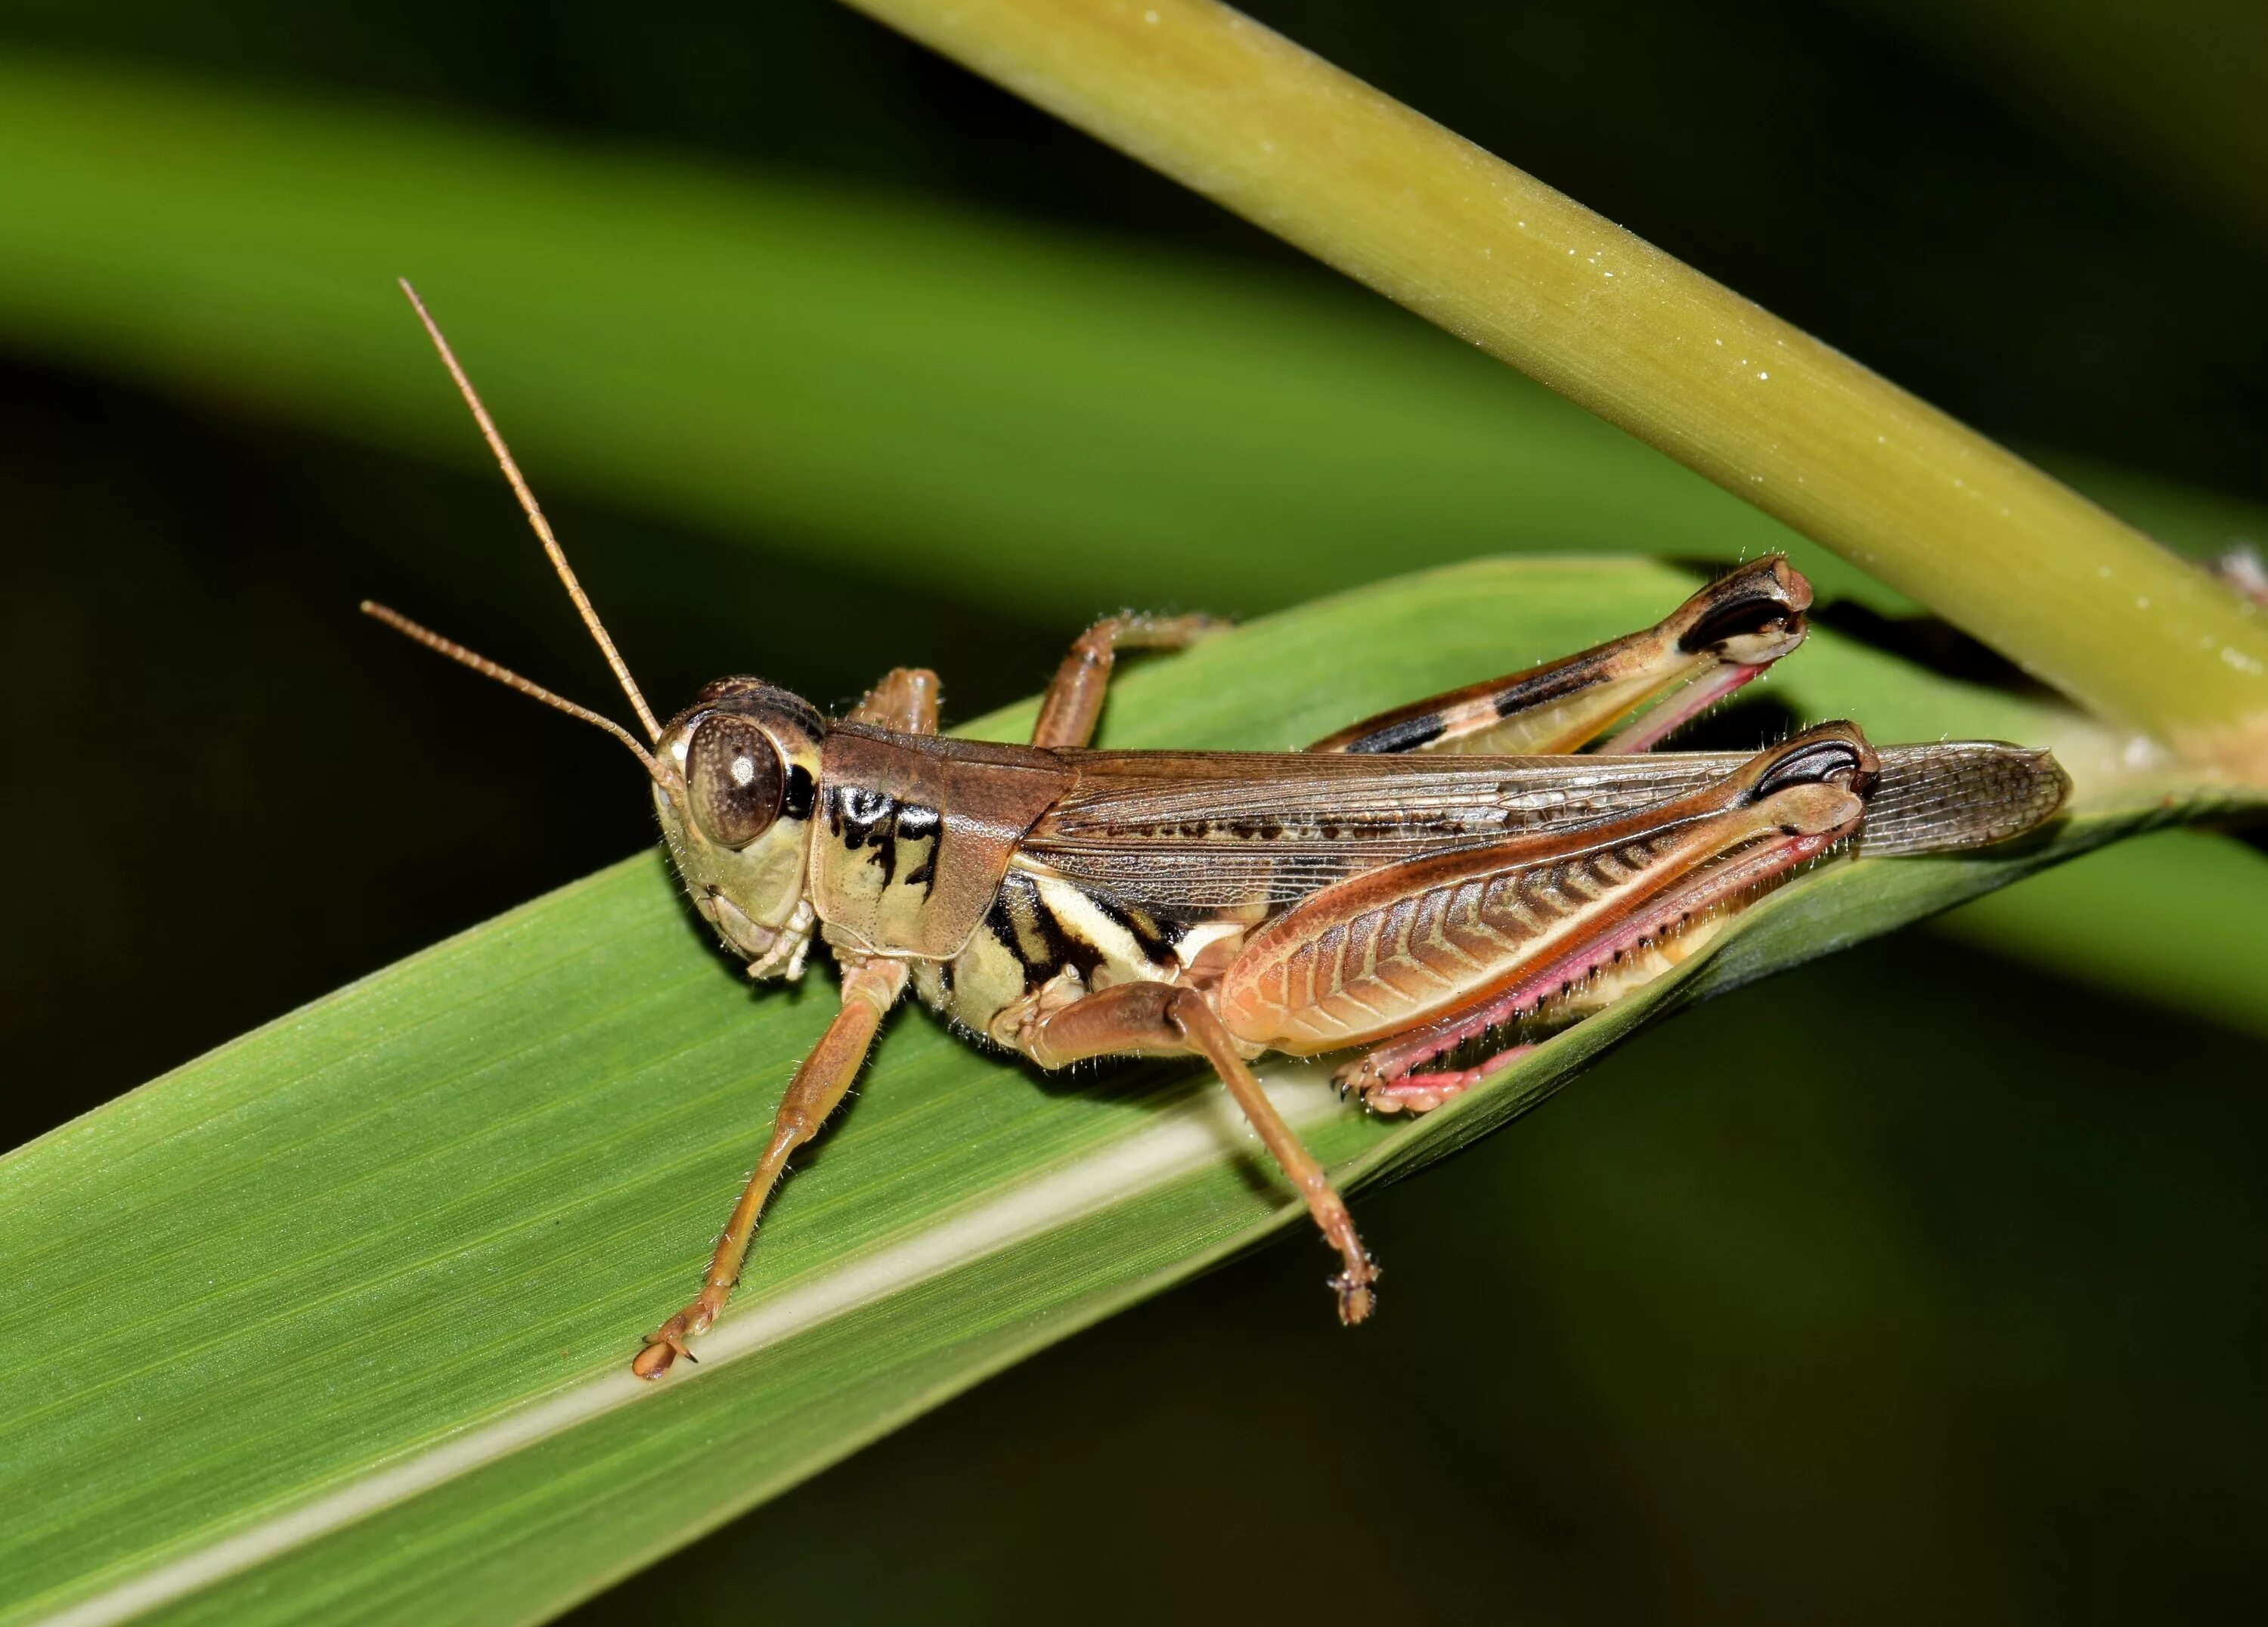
4,2 -> 2263,1620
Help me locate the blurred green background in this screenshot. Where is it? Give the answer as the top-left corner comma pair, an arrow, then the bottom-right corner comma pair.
2,1 -> 2264,1620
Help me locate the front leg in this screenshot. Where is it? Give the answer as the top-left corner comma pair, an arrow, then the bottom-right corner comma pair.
1308,556 -> 1811,757
1025,981 -> 1377,1323
634,956 -> 910,1378
851,667 -> 941,734
1030,613 -> 1227,748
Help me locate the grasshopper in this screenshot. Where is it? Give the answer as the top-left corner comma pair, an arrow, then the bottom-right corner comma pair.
366,284 -> 2069,1380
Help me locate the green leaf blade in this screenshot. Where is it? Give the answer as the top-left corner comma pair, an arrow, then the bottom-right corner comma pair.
1,557 -> 2219,1625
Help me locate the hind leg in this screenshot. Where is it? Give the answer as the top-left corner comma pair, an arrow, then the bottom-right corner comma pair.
1308,556 -> 1810,757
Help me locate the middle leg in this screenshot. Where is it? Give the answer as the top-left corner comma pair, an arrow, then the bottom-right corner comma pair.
1026,980 -> 1377,1323
1030,613 -> 1227,749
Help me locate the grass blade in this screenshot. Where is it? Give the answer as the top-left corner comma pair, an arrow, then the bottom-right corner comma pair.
838,0 -> 2268,770
0,558 -> 2234,1625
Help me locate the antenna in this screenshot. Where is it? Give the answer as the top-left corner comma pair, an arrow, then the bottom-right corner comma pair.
361,601 -> 666,781
396,278 -> 663,743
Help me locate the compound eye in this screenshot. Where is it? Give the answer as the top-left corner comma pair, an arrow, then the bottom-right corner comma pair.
686,715 -> 785,849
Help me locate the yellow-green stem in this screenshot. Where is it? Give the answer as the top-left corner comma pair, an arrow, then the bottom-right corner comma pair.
840,0 -> 2268,778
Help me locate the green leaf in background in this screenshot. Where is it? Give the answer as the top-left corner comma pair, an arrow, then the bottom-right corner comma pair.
0,48 -> 2033,622
0,557 -> 2227,1627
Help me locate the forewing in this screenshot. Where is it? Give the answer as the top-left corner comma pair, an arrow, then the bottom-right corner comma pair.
1027,750 -> 1731,909
1854,741 -> 2070,857
1024,743 -> 2068,910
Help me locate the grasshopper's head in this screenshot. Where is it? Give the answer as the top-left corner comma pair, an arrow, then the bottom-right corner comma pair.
652,678 -> 826,978
1668,554 -> 1813,668
362,284 -> 838,982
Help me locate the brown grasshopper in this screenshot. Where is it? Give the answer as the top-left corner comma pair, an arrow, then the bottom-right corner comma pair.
365,284 -> 2069,1380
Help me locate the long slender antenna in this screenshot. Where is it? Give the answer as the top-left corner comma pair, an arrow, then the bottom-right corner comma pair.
361,601 -> 666,781
397,278 -> 664,743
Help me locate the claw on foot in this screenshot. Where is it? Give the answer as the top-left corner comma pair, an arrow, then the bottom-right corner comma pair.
1331,1254 -> 1380,1325
1337,1043 -> 1535,1117
631,1312 -> 702,1381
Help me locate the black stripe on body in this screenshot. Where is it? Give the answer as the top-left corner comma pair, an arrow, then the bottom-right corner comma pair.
824,786 -> 950,892
986,872 -> 1108,991
826,783 -> 902,884
896,801 -> 942,894
827,785 -> 894,848
1084,889 -> 1188,963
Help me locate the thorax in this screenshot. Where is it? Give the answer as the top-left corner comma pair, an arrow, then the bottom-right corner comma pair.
804,724 -> 1074,961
